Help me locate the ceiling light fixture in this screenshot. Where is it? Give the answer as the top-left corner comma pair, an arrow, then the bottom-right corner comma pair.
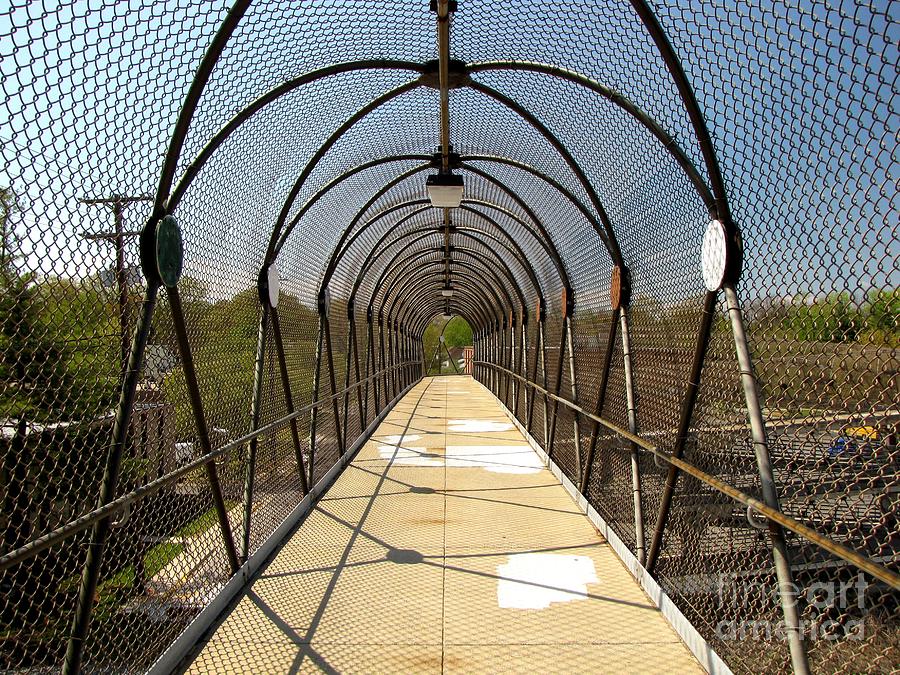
441,288 -> 454,297
426,172 -> 463,208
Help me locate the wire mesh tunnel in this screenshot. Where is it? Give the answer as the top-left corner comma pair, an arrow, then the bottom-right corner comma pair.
0,1 -> 897,673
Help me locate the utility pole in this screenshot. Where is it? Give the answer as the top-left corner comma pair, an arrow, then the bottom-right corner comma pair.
79,195 -> 151,375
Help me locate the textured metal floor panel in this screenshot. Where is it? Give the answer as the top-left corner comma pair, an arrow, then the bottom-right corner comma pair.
185,376 -> 701,674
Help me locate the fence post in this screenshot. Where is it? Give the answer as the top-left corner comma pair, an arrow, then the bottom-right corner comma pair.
724,283 -> 809,674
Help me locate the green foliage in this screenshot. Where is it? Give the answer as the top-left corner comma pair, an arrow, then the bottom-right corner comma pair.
422,315 -> 472,375
781,292 -> 863,343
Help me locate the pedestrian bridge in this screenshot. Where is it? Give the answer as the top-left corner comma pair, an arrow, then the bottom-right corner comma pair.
185,376 -> 703,674
0,1 -> 896,674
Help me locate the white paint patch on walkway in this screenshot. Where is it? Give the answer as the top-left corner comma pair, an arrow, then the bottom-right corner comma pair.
377,445 -> 442,466
448,419 -> 513,433
379,434 -> 422,445
445,445 -> 543,474
496,553 -> 598,609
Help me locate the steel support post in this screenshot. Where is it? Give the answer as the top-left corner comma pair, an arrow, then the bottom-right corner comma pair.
526,319 -> 541,433
646,290 -> 717,571
539,319 -> 550,444
581,308 -> 619,492
378,319 -> 388,411
366,316 -> 377,416
516,320 -> 527,420
341,312 -> 355,452
63,282 -> 160,675
308,316 -> 325,487
271,306 -> 309,495
724,283 -> 809,674
167,287 -> 241,573
546,317 -> 569,459
322,314 -> 344,455
620,308 -> 645,564
353,318 -> 364,431
565,315 -> 583,477
241,304 -> 269,562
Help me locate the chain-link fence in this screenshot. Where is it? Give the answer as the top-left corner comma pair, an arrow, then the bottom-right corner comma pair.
1,0 -> 897,673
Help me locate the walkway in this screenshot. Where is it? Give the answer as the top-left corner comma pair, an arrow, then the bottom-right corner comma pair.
186,376 -> 701,673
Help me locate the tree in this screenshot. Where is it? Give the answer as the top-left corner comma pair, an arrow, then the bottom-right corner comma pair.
0,189 -> 71,419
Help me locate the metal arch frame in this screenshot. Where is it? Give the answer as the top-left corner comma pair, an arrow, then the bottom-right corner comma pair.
465,63 -> 715,214
315,167 -> 572,301
167,62 -> 428,210
388,264 -> 513,333
381,248 -> 525,319
326,195 -> 569,297
367,234 -> 535,314
392,268 -> 507,329
409,293 -> 495,336
466,81 -> 624,267
264,79 -> 423,263
407,287 -> 496,334
74,0 -> 781,670
347,223 -> 543,307
360,230 -> 526,326
384,258 -> 515,325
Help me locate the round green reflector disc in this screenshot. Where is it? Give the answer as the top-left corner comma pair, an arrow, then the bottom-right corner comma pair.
156,215 -> 183,288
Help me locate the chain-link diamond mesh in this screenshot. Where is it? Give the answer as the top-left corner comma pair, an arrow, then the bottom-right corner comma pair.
2,0 -> 896,673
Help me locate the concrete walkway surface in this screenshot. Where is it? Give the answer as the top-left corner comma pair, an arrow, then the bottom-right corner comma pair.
185,376 -> 702,674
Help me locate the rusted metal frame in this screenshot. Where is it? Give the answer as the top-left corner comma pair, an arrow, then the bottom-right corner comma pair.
724,283 -> 808,673
565,315 -> 584,479
322,313 -> 344,456
645,290 -> 718,571
241,303 -> 269,562
307,315 -> 325,487
472,360 -> 900,591
580,307 -> 620,492
63,280 -> 161,675
270,305 -> 309,496
620,308 -> 645,564
265,81 -> 422,263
